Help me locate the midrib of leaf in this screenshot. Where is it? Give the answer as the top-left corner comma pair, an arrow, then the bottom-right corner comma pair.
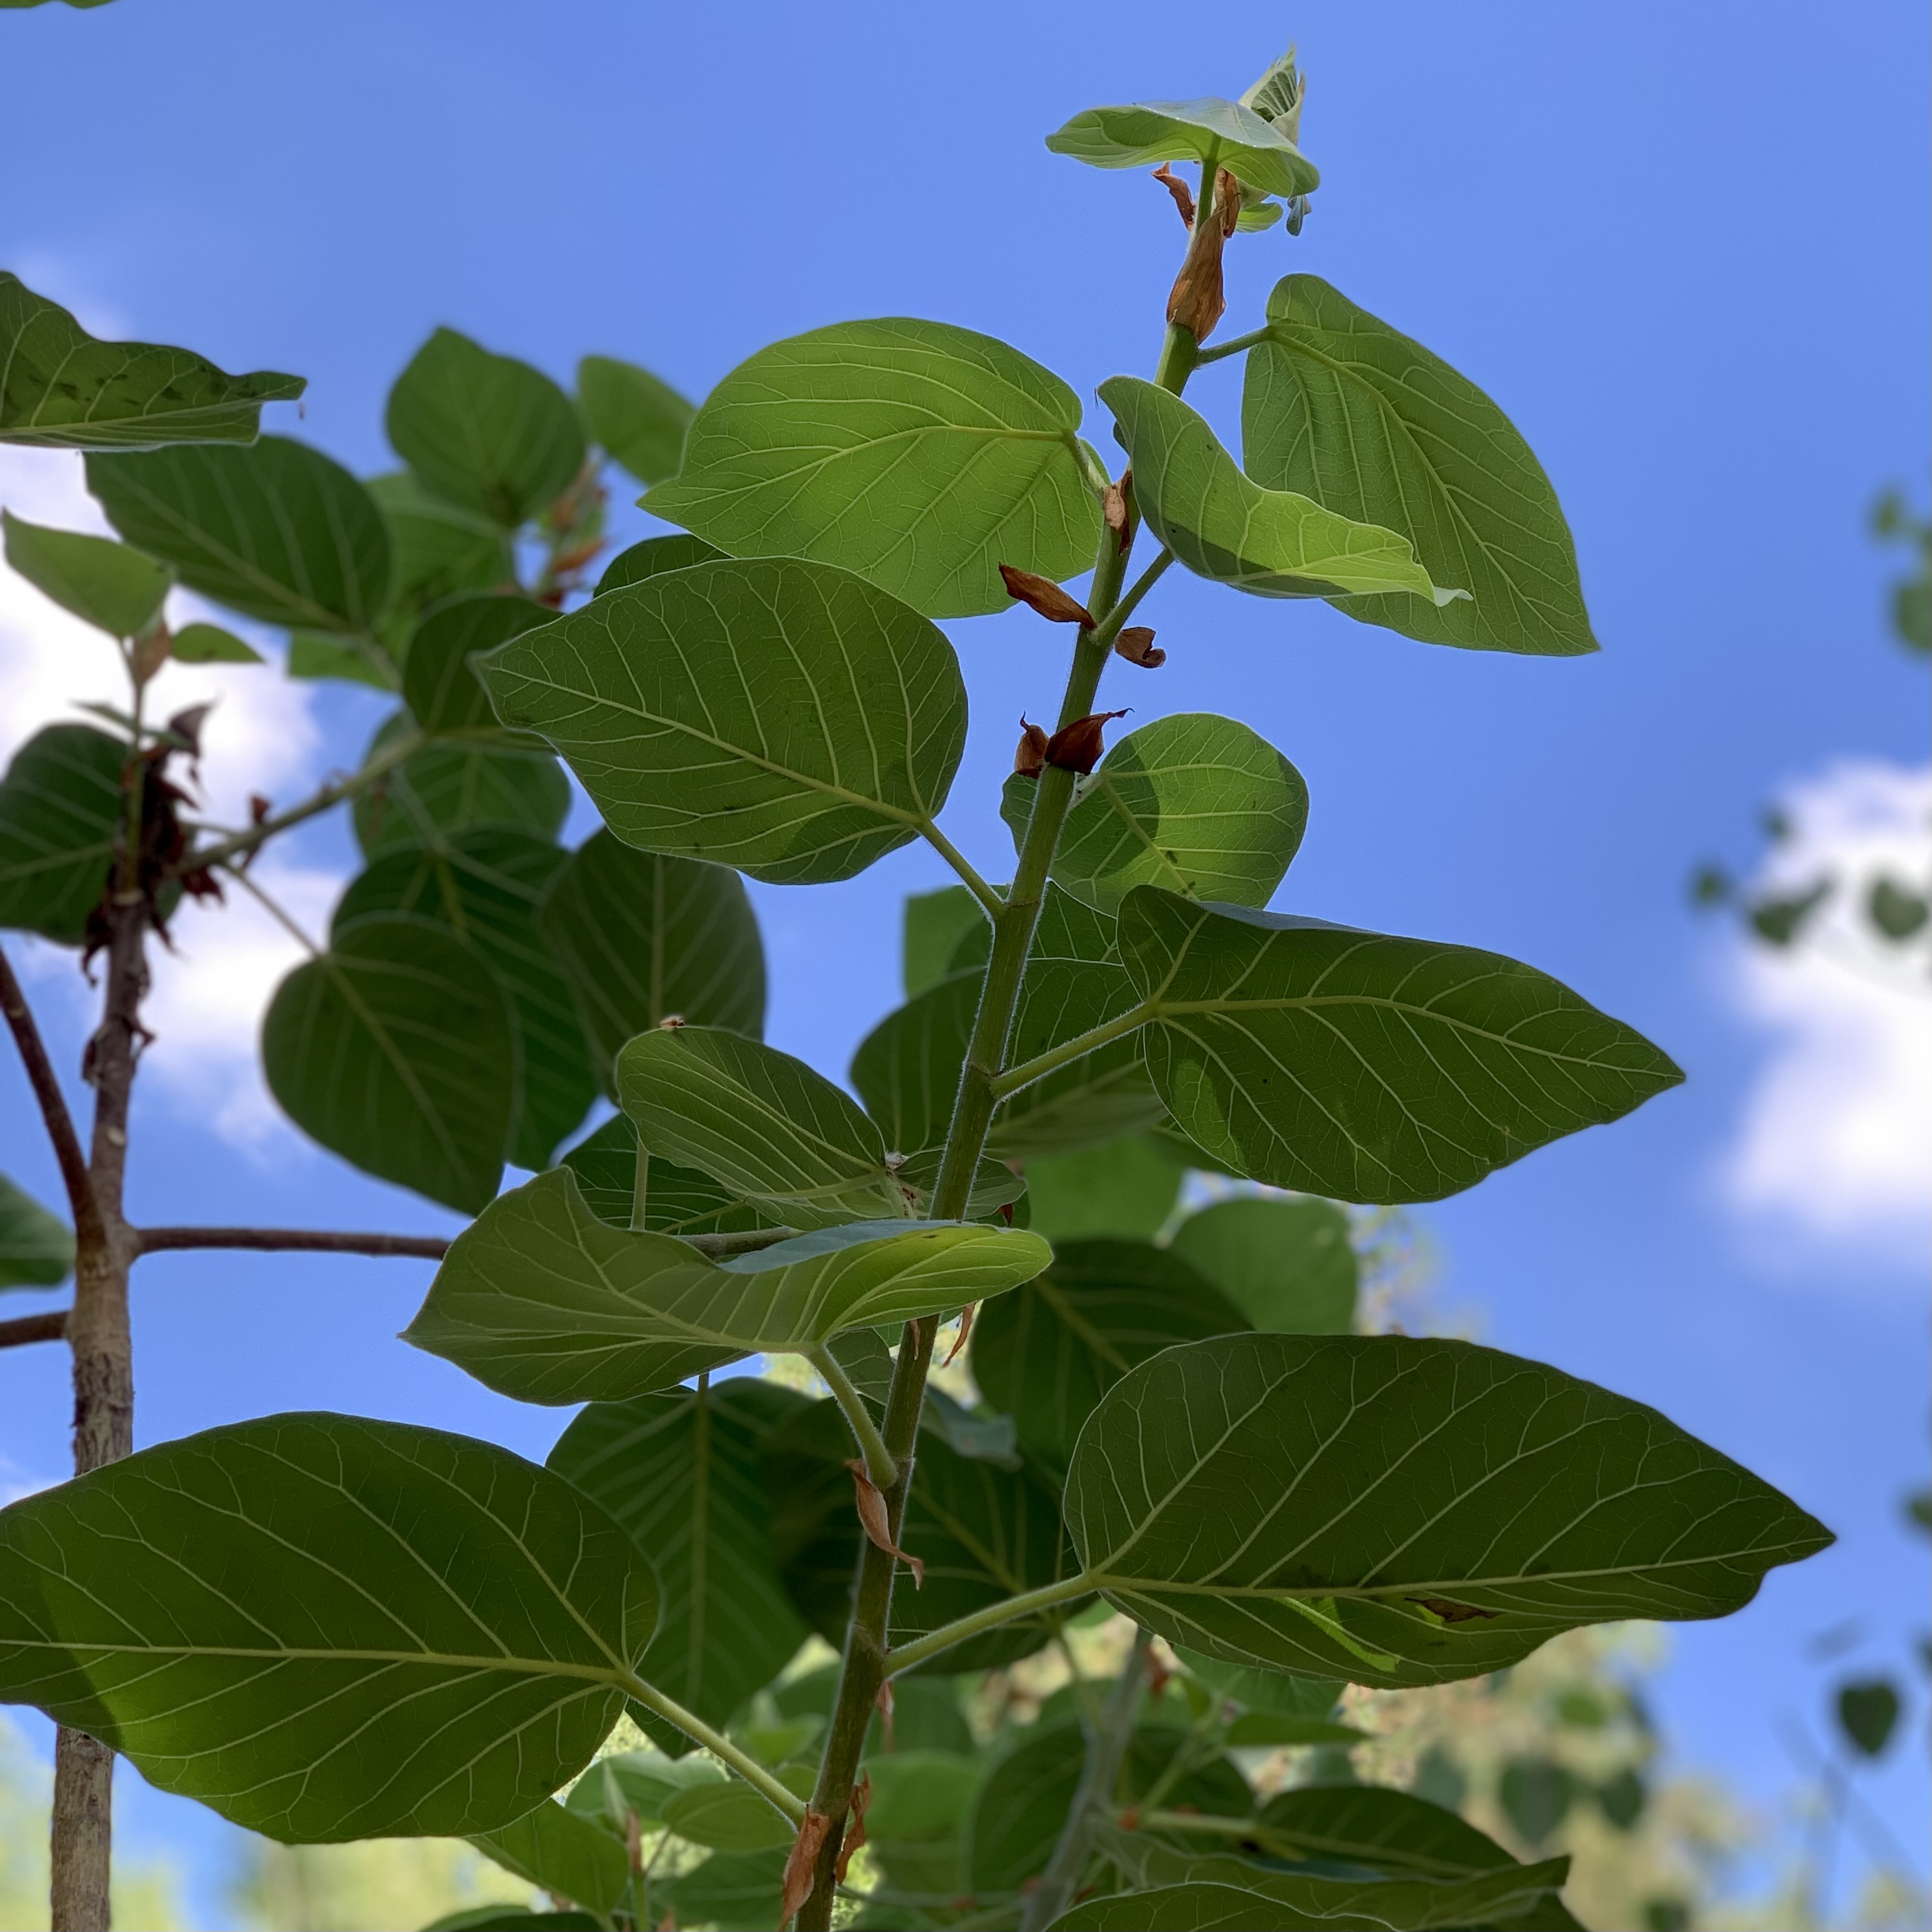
122,472 -> 351,634
2,1635 -> 628,1683
1260,328 -> 1538,605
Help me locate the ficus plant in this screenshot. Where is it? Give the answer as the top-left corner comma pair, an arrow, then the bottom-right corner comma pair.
0,49 -> 1833,1932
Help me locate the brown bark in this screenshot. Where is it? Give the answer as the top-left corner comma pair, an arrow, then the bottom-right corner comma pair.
51,890 -> 146,1932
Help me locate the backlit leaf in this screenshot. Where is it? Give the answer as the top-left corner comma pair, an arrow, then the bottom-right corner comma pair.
1020,1136 -> 1184,1242
0,1173 -> 74,1290
1169,1196 -> 1357,1333
1117,888 -> 1683,1203
660,1780 -> 795,1851
262,913 -> 513,1214
1044,98 -> 1319,200
87,437 -> 390,634
549,1381 -> 809,1728
405,1165 -> 1051,1403
0,1413 -> 657,1839
642,319 -> 1100,619
481,556 -> 966,884
0,273 -> 302,449
1100,377 -> 1462,605
0,723 -> 122,945
401,593 -> 556,737
593,532 -> 724,595
1253,1783 -> 1525,1879
353,712 -> 569,859
469,1801 -> 629,1917
368,471 -> 515,621
971,1237 -> 1248,1473
169,622 -> 261,664
903,884 -> 986,998
1064,1332 -> 1834,1689
538,833 -> 765,1094
1244,275 -> 1596,655
331,830 -> 596,1170
3,511 -> 171,637
559,1114 -> 775,1240
577,354 -> 695,487
387,329 -> 585,529
1052,712 -> 1308,911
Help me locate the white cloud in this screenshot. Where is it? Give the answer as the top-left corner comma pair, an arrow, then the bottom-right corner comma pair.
1,446 -> 345,1158
1720,757 -> 1932,1272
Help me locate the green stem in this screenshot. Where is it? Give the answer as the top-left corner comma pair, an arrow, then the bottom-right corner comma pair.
1088,551 -> 1175,647
619,1672 -> 806,1825
808,1346 -> 898,1486
629,1142 -> 650,1234
180,728 -> 426,876
918,819 -> 1003,917
1193,325 -> 1270,365
881,1575 -> 1098,1678
1153,325 -> 1199,394
989,1002 -> 1155,1100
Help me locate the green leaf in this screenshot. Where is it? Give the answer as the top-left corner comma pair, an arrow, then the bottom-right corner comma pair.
1064,1332 -> 1834,1689
263,913 -> 513,1214
1100,377 -> 1462,605
903,884 -> 986,998
661,1847 -> 787,1929
766,1402 -> 1089,1673
331,830 -> 596,1170
368,472 -> 515,617
1836,1678 -> 1901,1758
563,1746 -> 726,1831
1174,1648 -> 1342,1718
1253,1783 -> 1523,1878
1018,1136 -> 1183,1242
0,724 -> 122,945
849,972 -> 978,1164
577,355 -> 695,487
660,1780 -> 795,1851
0,1413 -> 657,1839
966,1721 -> 1250,1893
469,1801 -> 629,1917
405,1165 -> 1051,1403
1076,1843 -> 1571,1931
1044,98 -> 1319,200
0,1174 -> 74,1290
1169,1197 -> 1357,1333
481,556 -> 967,884
2,511 -> 171,637
548,1382 -> 809,1730
387,329 -> 586,528
87,438 -> 391,633
1244,276 -> 1598,655
1117,888 -> 1684,1203
862,1749 -> 980,1896
0,273 -> 303,448
401,593 -> 556,737
619,1026 -> 910,1225
1051,713 -> 1308,911
538,832 -> 765,1095
593,532 -> 724,595
353,713 -> 569,859
169,622 -> 262,664
560,1114 -> 776,1240
970,1237 -> 1249,1474
1224,1711 -> 1364,1746
641,319 -> 1101,619
286,630 -> 397,688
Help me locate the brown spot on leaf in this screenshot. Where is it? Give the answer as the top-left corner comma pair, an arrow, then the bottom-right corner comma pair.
1409,1596 -> 1500,1624
1000,564 -> 1095,627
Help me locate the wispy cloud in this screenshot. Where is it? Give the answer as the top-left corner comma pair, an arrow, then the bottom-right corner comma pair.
1719,758 -> 1931,1275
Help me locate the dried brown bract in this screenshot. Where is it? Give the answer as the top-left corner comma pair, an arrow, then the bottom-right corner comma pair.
1113,626 -> 1164,668
1013,717 -> 1048,778
1150,163 -> 1195,227
1044,708 -> 1130,774
999,563 -> 1095,627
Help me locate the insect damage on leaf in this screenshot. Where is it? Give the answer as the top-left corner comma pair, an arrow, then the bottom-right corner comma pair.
1410,1596 -> 1503,1624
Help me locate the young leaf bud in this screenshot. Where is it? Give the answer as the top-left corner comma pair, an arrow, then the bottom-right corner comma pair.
999,563 -> 1095,627
1014,717 -> 1048,778
1044,708 -> 1130,774
1113,626 -> 1165,668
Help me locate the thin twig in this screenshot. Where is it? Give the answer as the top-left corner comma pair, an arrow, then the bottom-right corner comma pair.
137,1228 -> 452,1260
0,1310 -> 68,1350
0,947 -> 103,1247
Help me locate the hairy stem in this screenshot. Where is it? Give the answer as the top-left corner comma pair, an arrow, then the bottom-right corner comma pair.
0,948 -> 103,1249
620,1674 -> 808,1825
1018,1628 -> 1152,1932
807,1347 -> 897,1486
795,526 -> 1137,1932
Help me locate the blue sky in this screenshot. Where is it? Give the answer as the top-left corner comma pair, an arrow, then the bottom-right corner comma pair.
1,0 -> 1927,1922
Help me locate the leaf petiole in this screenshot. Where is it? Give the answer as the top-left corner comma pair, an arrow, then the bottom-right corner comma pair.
619,1672 -> 808,1826
882,1573 -> 1098,1677
807,1344 -> 899,1487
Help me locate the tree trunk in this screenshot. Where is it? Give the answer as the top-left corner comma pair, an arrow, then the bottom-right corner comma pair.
49,893 -> 146,1932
